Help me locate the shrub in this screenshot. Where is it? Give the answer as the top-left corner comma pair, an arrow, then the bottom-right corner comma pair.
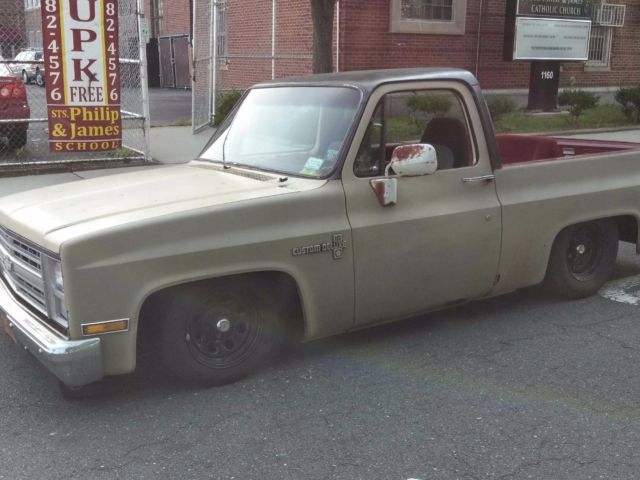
407,94 -> 452,117
213,90 -> 243,127
614,86 -> 640,124
486,96 -> 517,120
558,89 -> 599,125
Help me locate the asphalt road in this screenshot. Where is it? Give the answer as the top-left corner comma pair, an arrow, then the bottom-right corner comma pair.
2,242 -> 640,480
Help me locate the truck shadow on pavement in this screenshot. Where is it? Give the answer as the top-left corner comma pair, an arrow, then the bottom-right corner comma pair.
14,246 -> 640,403
63,285 -> 564,402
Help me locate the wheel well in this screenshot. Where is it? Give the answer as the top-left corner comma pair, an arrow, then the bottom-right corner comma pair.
137,272 -> 305,354
554,216 -> 637,245
613,215 -> 638,245
546,215 -> 636,272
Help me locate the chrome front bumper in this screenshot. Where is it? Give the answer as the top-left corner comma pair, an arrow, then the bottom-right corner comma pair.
0,277 -> 103,387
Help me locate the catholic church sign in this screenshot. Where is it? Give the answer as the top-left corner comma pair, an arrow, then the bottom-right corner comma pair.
505,0 -> 593,61
517,0 -> 592,19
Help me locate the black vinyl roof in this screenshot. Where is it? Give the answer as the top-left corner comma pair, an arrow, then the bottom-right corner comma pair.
253,68 -> 479,94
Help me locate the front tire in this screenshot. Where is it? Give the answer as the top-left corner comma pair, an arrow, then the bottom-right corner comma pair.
158,281 -> 285,385
544,219 -> 618,298
35,69 -> 44,87
22,70 -> 29,84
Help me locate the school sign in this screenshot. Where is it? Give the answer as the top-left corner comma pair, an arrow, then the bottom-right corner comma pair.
42,0 -> 122,152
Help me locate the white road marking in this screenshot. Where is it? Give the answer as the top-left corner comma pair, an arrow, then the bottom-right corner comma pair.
599,274 -> 640,305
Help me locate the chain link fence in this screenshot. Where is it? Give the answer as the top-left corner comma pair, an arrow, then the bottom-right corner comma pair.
0,0 -> 150,175
190,0 -> 316,129
192,0 -> 214,132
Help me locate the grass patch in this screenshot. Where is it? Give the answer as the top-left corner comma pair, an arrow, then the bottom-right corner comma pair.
168,119 -> 193,127
495,105 -> 630,133
386,117 -> 421,143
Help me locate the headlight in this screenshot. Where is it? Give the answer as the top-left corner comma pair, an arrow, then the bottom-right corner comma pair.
53,261 -> 64,291
43,255 -> 68,325
43,255 -> 64,293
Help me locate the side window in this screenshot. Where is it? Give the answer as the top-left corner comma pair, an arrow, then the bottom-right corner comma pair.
354,89 -> 476,177
354,101 -> 383,177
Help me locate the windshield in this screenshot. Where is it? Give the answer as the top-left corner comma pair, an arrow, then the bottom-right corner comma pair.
200,86 -> 361,178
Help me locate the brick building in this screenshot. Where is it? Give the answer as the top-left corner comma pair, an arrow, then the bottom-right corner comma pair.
0,0 -> 25,58
208,0 -> 639,97
11,0 -> 638,97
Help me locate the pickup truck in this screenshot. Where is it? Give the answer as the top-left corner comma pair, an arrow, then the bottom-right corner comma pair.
2,68 -> 640,396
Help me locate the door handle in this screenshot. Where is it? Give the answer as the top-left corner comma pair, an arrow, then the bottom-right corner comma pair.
462,174 -> 495,183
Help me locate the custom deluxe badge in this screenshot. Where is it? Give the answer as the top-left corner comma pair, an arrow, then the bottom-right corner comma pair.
292,234 -> 347,260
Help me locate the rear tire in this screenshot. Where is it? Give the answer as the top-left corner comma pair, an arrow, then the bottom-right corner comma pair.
544,219 -> 618,298
21,70 -> 29,84
158,280 -> 285,385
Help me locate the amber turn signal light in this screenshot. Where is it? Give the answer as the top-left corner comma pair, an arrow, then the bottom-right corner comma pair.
82,319 -> 129,336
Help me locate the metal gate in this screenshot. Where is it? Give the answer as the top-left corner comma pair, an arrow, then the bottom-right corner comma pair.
159,34 -> 191,89
191,0 -> 215,132
0,0 -> 150,174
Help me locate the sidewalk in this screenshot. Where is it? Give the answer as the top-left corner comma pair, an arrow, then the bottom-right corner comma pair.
0,125 -> 214,197
555,129 -> 640,143
149,125 -> 214,163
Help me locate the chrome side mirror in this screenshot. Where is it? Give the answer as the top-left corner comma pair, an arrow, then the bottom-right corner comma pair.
368,144 -> 438,207
386,144 -> 438,177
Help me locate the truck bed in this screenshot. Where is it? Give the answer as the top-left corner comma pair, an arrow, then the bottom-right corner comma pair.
496,134 -> 640,166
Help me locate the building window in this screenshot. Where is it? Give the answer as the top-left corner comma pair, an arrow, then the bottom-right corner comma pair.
587,26 -> 613,68
390,0 -> 466,35
402,0 -> 453,21
216,4 -> 227,59
24,0 -> 41,10
586,3 -> 626,71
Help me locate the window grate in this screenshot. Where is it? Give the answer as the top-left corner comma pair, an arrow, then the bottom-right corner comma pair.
401,0 -> 454,21
593,4 -> 626,27
587,26 -> 613,67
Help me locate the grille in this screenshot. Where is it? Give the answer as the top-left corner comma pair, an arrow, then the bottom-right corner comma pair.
0,227 -> 47,317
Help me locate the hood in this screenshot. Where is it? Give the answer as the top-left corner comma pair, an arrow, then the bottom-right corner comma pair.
0,162 -> 323,252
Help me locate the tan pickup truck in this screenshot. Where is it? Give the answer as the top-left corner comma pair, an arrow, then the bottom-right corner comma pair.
2,68 -> 640,395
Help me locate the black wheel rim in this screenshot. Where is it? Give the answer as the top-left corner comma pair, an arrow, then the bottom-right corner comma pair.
185,295 -> 262,369
566,225 -> 604,281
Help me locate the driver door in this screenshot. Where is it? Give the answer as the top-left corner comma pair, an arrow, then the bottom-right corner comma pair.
342,82 -> 502,326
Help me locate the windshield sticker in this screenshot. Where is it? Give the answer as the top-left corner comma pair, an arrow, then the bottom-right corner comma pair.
300,156 -> 325,176
325,141 -> 342,162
